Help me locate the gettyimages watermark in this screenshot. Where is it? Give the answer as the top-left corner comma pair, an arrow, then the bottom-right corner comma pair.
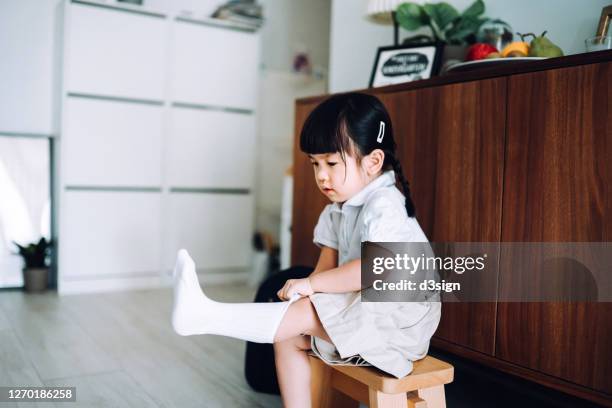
360,242 -> 612,302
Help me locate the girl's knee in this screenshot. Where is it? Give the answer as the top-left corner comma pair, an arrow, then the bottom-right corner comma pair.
275,297 -> 329,342
294,296 -> 315,312
296,297 -> 320,328
295,298 -> 330,341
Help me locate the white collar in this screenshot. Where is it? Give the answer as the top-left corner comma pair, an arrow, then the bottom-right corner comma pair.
331,170 -> 396,212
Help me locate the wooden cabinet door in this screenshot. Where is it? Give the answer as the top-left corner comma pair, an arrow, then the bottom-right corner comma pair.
497,63 -> 612,394
384,78 -> 506,355
291,101 -> 329,267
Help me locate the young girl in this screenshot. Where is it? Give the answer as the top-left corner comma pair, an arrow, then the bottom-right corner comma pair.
171,92 -> 441,408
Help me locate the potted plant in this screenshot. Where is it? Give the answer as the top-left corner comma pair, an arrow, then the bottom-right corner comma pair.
395,0 -> 505,66
14,238 -> 52,292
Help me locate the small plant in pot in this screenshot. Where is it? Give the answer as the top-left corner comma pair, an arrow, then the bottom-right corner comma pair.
14,238 -> 52,292
395,0 -> 509,69
396,0 -> 487,44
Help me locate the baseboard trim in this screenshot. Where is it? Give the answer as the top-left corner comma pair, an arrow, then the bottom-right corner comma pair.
58,270 -> 250,295
198,270 -> 251,285
430,337 -> 612,406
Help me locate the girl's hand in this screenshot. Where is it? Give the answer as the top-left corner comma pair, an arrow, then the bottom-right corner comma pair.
277,278 -> 314,301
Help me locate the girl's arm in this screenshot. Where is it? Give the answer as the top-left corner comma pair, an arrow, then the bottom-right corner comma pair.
277,248 -> 359,300
277,247 -> 338,300
309,258 -> 361,293
309,246 -> 338,277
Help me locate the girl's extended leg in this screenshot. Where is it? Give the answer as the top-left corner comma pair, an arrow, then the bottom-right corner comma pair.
171,250 -> 333,407
172,249 -> 332,343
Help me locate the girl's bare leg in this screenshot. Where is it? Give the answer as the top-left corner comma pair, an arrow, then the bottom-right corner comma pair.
273,297 -> 332,408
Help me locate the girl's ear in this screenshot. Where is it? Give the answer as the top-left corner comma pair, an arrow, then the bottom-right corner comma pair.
363,149 -> 385,176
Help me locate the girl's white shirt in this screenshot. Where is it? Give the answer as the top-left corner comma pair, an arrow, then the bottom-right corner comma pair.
309,169 -> 441,379
313,169 -> 428,264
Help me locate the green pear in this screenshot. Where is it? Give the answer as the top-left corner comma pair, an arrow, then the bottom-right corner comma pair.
528,31 -> 564,57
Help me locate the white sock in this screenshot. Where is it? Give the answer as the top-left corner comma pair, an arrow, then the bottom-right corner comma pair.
171,249 -> 301,343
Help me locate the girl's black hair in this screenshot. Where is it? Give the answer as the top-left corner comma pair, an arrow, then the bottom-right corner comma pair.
300,92 -> 416,217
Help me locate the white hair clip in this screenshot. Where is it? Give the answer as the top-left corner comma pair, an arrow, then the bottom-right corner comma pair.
376,121 -> 385,143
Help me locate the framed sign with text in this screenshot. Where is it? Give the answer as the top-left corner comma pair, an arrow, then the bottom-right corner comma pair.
369,43 -> 443,88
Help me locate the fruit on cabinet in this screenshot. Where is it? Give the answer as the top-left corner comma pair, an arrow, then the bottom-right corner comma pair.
528,31 -> 564,57
465,43 -> 499,61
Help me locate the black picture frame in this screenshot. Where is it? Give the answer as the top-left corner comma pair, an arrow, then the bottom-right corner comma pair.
369,42 -> 444,88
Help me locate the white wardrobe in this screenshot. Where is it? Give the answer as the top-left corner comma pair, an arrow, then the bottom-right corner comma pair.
57,0 -> 260,294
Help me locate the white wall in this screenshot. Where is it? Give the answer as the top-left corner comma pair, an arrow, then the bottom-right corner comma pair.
0,0 -> 61,135
255,71 -> 326,242
259,0 -> 331,72
330,0 -> 611,92
254,0 -> 330,242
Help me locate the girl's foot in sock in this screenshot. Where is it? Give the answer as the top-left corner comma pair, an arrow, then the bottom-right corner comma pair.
170,249 -> 303,343
171,249 -> 213,336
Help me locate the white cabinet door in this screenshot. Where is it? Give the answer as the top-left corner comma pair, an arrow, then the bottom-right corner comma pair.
166,193 -> 253,270
66,3 -> 166,101
60,191 -> 161,278
171,21 -> 259,110
166,107 -> 255,188
63,97 -> 163,187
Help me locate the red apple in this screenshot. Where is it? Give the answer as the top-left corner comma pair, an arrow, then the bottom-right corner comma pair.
465,43 -> 499,61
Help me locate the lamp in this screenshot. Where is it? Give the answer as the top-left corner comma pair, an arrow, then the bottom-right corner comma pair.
366,0 -> 405,45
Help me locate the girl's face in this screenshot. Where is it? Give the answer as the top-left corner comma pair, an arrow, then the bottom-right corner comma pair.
308,152 -> 369,203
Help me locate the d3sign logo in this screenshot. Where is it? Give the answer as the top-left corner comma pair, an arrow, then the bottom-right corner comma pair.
381,53 -> 429,77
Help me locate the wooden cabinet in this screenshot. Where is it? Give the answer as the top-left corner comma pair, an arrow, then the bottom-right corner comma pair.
382,79 -> 506,355
292,53 -> 612,405
496,63 -> 612,393
291,101 -> 327,267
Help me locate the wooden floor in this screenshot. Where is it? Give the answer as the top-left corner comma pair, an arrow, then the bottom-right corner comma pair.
0,283 -> 282,407
1,283 -> 601,408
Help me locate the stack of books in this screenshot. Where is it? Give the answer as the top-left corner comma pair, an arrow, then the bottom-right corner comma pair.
211,0 -> 264,30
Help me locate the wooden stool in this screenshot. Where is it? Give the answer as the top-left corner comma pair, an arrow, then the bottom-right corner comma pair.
309,355 -> 454,408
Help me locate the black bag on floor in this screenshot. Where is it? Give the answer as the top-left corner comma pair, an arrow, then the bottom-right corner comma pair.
244,266 -> 314,395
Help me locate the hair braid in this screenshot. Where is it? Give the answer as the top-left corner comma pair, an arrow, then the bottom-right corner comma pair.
390,156 -> 416,217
